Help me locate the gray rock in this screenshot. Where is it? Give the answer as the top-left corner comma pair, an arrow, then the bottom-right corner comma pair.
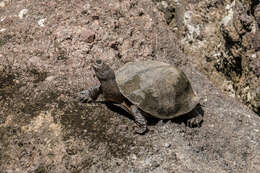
0,0 -> 259,173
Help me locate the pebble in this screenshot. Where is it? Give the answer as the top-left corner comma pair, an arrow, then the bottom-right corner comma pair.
0,1 -> 5,8
18,9 -> 28,19
38,18 -> 46,27
0,116 -> 4,124
81,29 -> 95,43
151,160 -> 160,168
164,143 -> 171,148
118,124 -> 128,132
1,17 -> 6,22
131,154 -> 137,160
128,168 -> 134,173
29,56 -> 41,65
45,76 -> 56,81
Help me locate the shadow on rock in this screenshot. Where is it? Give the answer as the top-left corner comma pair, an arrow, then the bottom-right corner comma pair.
105,101 -> 204,128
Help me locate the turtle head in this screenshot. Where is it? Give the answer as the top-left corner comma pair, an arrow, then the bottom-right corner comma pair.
92,59 -> 115,81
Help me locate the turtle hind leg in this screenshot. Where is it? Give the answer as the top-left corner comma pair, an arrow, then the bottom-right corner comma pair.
186,108 -> 203,127
187,114 -> 203,127
79,84 -> 101,103
130,105 -> 147,134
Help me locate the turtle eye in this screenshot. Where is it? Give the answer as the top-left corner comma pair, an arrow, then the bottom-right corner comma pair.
96,59 -> 103,65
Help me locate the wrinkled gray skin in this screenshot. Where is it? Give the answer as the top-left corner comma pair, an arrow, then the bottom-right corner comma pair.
79,60 -> 202,134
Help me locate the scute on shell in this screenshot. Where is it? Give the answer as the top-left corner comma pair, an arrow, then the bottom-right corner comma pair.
115,61 -> 199,119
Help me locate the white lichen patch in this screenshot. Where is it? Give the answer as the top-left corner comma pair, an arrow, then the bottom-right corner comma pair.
223,81 -> 236,97
221,1 -> 235,26
0,28 -> 6,32
160,1 -> 168,9
252,53 -> 257,59
182,10 -> 201,44
0,2 -> 5,8
1,16 -> 6,22
38,18 -> 46,27
0,0 -> 10,8
243,86 -> 252,102
18,9 -> 29,19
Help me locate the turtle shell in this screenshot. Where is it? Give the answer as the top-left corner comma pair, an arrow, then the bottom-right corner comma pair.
115,60 -> 199,119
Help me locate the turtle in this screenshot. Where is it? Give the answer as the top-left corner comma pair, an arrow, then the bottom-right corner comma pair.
79,59 -> 202,134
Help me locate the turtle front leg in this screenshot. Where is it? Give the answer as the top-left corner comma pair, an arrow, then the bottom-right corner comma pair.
130,105 -> 147,134
79,84 -> 101,103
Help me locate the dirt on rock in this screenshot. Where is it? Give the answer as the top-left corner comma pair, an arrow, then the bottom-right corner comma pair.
0,0 -> 259,173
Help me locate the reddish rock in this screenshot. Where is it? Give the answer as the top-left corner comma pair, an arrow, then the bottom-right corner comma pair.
81,29 -> 95,43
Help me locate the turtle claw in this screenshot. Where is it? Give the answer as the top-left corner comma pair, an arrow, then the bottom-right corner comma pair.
134,126 -> 147,135
187,114 -> 203,127
78,85 -> 101,103
130,105 -> 148,135
79,90 -> 93,103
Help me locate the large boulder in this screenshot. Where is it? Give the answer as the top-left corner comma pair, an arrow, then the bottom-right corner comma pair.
0,0 -> 259,172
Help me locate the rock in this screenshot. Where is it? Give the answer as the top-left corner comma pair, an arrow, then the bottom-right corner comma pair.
150,160 -> 160,169
0,0 -> 260,172
164,143 -> 171,148
0,28 -> 6,32
254,4 -> 260,51
0,0 -> 9,8
18,9 -> 29,19
164,0 -> 259,115
37,18 -> 46,27
118,124 -> 128,132
80,29 -> 95,43
45,75 -> 56,81
0,2 -> 5,8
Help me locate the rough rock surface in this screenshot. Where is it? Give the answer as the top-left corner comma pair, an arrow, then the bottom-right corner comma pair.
0,0 -> 259,172
154,0 -> 260,114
